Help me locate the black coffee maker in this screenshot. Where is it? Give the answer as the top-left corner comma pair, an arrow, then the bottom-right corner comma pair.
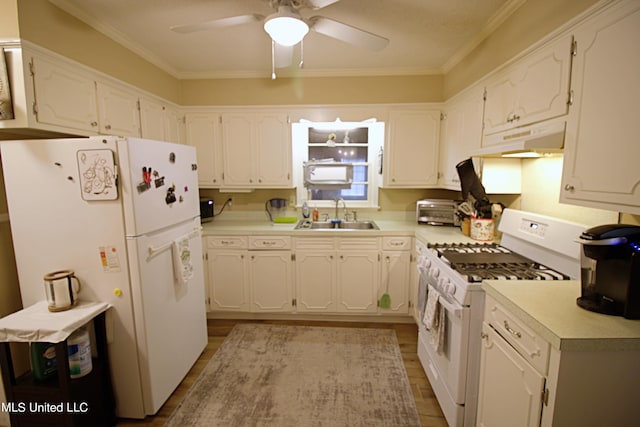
577,224 -> 640,319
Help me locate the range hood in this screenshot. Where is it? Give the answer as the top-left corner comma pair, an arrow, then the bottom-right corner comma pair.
470,118 -> 566,158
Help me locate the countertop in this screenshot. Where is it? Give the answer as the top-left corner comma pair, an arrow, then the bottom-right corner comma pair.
201,218 -> 477,244
483,280 -> 640,351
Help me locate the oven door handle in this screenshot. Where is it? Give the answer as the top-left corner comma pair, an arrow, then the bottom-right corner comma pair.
433,291 -> 464,319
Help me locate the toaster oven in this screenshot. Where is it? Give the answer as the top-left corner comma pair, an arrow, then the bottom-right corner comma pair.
416,199 -> 461,226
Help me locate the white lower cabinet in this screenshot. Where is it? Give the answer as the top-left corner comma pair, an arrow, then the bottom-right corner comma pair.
248,236 -> 293,312
207,234 -> 414,316
206,236 -> 294,313
336,251 -> 379,314
476,322 -> 545,427
294,240 -> 337,313
478,293 -> 640,427
294,237 -> 379,314
380,236 -> 412,314
206,237 -> 250,311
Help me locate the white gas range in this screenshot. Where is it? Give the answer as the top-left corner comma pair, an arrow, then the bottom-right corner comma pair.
415,209 -> 586,427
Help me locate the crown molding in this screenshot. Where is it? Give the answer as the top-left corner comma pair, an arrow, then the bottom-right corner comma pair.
441,0 -> 526,73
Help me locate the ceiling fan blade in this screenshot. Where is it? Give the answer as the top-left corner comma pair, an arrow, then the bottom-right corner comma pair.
274,44 -> 295,68
305,0 -> 341,10
308,16 -> 389,51
170,14 -> 263,34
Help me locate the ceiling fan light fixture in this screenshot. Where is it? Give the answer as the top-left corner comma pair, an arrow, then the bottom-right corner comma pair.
264,6 -> 309,46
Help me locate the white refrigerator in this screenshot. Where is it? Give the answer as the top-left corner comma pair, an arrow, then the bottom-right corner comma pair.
0,136 -> 208,418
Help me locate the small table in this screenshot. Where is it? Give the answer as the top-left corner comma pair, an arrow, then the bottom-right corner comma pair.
0,301 -> 115,426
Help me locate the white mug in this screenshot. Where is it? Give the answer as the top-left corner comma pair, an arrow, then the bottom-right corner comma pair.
44,270 -> 82,312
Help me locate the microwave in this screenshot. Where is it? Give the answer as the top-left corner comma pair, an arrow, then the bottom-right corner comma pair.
200,199 -> 214,223
416,199 -> 461,226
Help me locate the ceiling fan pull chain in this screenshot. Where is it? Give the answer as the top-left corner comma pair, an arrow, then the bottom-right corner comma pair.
271,39 -> 277,80
299,39 -> 304,69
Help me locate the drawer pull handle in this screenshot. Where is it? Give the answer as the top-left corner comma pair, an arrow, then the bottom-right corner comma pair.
503,320 -> 522,338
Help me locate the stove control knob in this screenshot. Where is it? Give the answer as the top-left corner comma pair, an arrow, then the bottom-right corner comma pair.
431,267 -> 440,279
447,283 -> 456,296
441,278 -> 455,295
424,259 -> 431,268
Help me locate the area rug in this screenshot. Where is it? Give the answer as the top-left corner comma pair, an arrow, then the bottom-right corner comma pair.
165,323 -> 421,427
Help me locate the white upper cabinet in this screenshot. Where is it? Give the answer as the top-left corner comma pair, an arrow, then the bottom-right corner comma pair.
139,96 -> 184,144
255,114 -> 292,186
163,104 -> 185,144
221,112 -> 291,188
384,109 -> 440,187
31,55 -> 99,133
561,0 -> 640,215
221,113 -> 254,186
185,112 -> 223,187
438,86 -> 485,190
96,80 -> 140,137
483,35 -> 573,137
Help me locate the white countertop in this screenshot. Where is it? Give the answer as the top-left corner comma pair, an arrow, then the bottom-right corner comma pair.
201,218 -> 477,244
483,280 -> 640,351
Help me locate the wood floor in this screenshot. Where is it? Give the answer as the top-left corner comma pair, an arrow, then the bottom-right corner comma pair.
116,319 -> 448,427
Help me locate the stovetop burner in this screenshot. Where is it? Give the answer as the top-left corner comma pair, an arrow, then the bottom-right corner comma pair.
428,242 -> 569,283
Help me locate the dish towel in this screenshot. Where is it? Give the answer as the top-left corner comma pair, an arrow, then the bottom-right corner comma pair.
172,236 -> 194,286
422,285 -> 445,354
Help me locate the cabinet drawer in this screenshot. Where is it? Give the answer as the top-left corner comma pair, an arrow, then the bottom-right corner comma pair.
484,295 -> 550,375
337,237 -> 380,251
382,236 -> 412,251
249,236 -> 291,250
294,237 -> 335,250
207,236 -> 248,249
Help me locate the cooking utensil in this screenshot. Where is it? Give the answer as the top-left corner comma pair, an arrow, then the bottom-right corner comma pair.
379,256 -> 391,309
456,158 -> 492,217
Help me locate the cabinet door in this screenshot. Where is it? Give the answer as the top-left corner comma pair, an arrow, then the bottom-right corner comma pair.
249,251 -> 293,312
483,35 -> 572,136
139,97 -> 165,141
96,81 -> 140,137
476,323 -> 545,427
439,87 -> 485,190
560,1 -> 640,214
336,251 -> 379,313
207,250 -> 250,311
255,113 -> 291,187
483,71 -> 518,136
221,114 -> 255,186
185,113 -> 223,187
513,35 -> 572,129
380,252 -> 410,314
31,56 -> 98,132
294,251 -> 336,312
163,105 -> 184,144
385,110 -> 440,187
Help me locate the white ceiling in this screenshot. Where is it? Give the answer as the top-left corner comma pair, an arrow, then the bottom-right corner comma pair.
49,0 -> 523,79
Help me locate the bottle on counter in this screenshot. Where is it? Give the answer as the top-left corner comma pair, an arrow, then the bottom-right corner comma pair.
312,206 -> 319,222
302,201 -> 310,219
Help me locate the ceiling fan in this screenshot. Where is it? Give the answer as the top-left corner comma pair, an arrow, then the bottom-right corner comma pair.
170,0 -> 389,78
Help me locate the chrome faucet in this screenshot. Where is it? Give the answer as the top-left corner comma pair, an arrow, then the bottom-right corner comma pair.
335,198 -> 347,220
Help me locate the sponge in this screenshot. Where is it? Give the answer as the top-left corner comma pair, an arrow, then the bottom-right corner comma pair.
273,217 -> 298,224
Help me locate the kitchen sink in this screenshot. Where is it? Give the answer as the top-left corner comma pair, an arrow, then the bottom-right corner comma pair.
295,220 -> 379,230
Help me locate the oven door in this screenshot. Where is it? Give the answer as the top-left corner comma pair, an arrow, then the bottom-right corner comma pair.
417,280 -> 471,427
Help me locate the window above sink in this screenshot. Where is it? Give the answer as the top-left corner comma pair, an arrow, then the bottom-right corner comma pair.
292,119 -> 384,209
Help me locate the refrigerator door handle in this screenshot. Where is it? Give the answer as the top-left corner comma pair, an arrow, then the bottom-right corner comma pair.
147,227 -> 201,259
